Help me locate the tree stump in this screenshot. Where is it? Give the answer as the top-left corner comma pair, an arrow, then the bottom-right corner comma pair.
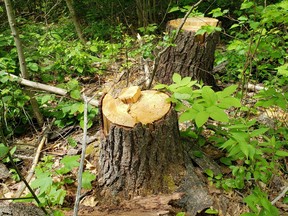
98,86 -> 185,202
155,17 -> 220,90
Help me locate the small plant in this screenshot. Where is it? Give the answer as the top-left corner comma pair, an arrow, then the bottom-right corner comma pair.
241,187 -> 279,216
23,155 -> 96,214
155,73 -> 241,129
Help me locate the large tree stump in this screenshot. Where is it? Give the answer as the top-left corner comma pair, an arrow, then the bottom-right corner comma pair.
98,86 -> 185,202
156,17 -> 220,90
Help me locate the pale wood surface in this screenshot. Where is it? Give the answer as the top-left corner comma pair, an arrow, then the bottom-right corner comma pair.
169,17 -> 219,31
102,87 -> 171,129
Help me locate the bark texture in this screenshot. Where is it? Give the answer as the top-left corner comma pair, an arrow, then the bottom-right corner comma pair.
156,18 -> 220,90
98,108 -> 185,201
4,0 -> 44,126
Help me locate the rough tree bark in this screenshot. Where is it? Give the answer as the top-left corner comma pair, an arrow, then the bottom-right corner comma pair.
98,86 -> 185,202
4,0 -> 44,127
155,17 -> 220,90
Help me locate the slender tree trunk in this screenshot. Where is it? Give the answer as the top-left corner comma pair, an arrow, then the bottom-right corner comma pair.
4,0 -> 44,127
4,0 -> 28,78
65,0 -> 86,43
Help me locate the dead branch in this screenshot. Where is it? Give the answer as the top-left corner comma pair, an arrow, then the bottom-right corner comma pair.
4,72 -> 99,107
15,134 -> 47,198
271,186 -> 288,205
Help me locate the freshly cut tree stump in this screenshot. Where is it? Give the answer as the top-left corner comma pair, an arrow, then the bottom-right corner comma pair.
156,17 -> 220,90
98,86 -> 185,202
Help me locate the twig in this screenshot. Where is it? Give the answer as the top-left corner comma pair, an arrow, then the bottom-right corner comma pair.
0,197 -> 34,201
246,83 -> 266,91
147,0 -> 204,89
15,119 -> 55,198
137,33 -> 151,87
73,94 -> 89,216
271,186 -> 288,205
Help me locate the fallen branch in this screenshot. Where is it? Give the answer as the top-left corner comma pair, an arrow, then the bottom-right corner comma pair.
246,83 -> 266,91
15,119 -> 55,198
271,186 -> 288,205
4,72 -> 99,106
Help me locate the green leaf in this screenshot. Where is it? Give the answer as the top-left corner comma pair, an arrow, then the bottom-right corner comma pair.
217,85 -> 238,98
82,171 -> 96,189
250,128 -> 269,137
239,141 -> 249,158
175,86 -> 193,95
205,208 -> 219,214
70,103 -> 80,114
78,104 -> 85,113
179,109 -> 197,122
220,139 -> 236,150
90,46 -> 98,52
195,111 -> 209,127
60,155 -> 80,171
230,24 -> 240,29
220,157 -> 232,166
195,28 -> 207,36
80,119 -> 93,129
205,169 -> 214,177
154,84 -> 168,90
53,210 -> 65,216
180,77 -> 192,86
240,2 -> 254,10
193,150 -> 203,158
172,73 -> 181,83
174,92 -> 191,100
168,6 -> 180,13
209,8 -> 223,18
276,64 -> 288,77
48,186 -> 66,205
202,86 -> 216,106
41,94 -> 53,104
247,145 -> 256,160
31,173 -> 52,194
0,144 -> 9,159
275,150 -> 288,157
249,21 -> 260,30
67,137 -> 77,147
70,89 -> 81,99
66,79 -> 79,91
238,16 -> 248,21
217,97 -> 241,108
209,107 -> 229,122
28,62 -> 39,72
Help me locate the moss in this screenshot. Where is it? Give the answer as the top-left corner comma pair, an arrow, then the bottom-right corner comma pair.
163,174 -> 177,192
